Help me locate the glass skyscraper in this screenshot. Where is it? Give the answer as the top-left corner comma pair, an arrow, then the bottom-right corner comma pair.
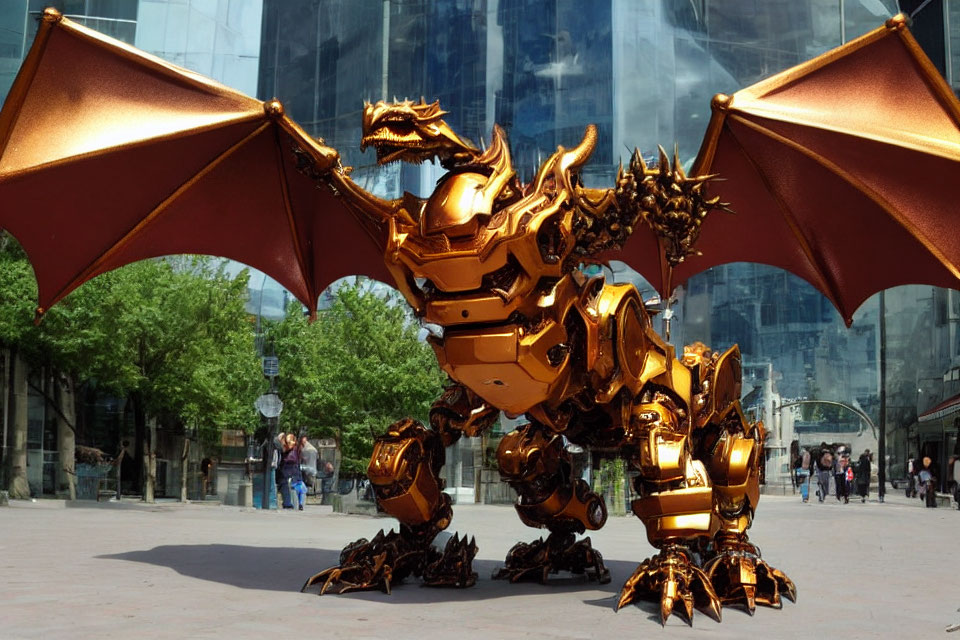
2,0 -> 960,493
258,0 -> 960,481
0,0 -> 265,497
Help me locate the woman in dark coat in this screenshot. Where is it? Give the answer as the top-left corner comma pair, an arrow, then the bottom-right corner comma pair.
276,432 -> 307,509
855,450 -> 872,502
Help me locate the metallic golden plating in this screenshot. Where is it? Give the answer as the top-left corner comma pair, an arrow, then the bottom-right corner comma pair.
298,99 -> 792,623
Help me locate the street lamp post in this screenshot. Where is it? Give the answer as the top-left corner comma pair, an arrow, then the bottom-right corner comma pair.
878,289 -> 886,502
255,356 -> 282,510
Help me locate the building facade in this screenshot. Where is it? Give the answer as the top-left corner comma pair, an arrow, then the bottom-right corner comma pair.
257,0 -> 960,483
3,0 -> 960,496
0,0 -> 263,498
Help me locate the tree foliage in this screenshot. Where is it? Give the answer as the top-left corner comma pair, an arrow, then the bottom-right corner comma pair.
268,279 -> 447,474
0,234 -> 262,447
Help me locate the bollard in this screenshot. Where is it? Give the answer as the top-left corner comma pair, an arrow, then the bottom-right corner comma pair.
238,481 -> 253,507
0,490 -> 8,506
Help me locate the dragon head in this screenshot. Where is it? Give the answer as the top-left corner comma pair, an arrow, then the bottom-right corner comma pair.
361,99 -> 479,166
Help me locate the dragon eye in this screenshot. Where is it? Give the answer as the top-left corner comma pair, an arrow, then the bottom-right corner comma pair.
387,120 -> 415,134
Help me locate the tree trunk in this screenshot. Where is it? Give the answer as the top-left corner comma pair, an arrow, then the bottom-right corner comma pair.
143,415 -> 156,503
54,374 -> 76,500
6,348 -> 30,499
180,436 -> 189,502
133,394 -> 144,494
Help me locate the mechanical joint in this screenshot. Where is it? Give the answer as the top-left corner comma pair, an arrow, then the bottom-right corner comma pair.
631,487 -> 717,541
625,403 -> 688,482
429,384 -> 499,446
496,425 -> 562,483
515,478 -> 607,532
367,419 -> 443,526
707,432 -> 760,516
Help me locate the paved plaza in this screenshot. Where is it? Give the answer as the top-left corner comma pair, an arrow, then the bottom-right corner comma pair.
1,491 -> 958,639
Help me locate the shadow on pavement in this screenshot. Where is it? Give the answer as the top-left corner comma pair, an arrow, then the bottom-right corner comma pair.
98,545 -> 339,592
97,544 -> 642,604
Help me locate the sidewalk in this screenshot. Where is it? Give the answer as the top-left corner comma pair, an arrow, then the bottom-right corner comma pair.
1,493 -> 958,639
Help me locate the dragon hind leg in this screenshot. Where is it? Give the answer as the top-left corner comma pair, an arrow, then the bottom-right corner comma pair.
618,399 -> 722,623
702,427 -> 796,613
492,424 -> 610,584
302,418 -> 477,595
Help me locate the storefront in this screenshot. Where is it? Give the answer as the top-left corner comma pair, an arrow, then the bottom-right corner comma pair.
916,393 -> 960,492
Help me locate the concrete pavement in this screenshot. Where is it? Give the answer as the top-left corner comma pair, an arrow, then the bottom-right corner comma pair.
0,490 -> 957,639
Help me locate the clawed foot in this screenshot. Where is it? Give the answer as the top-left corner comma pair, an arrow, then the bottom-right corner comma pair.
301,529 -> 412,595
702,534 -> 796,614
422,532 -> 479,588
301,526 -> 478,595
617,545 -> 722,625
493,531 -> 610,584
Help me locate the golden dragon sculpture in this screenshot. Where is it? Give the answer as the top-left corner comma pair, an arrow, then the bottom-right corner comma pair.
11,11 -> 960,627
300,98 -> 794,624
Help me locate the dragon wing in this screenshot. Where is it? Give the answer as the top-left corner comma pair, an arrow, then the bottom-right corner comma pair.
621,14 -> 960,325
0,9 -> 392,319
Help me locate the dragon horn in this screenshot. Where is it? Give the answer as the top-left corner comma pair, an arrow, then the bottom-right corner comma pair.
673,143 -> 684,176
560,124 -> 597,173
657,145 -> 671,176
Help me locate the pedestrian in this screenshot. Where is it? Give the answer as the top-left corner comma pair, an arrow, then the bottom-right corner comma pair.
277,433 -> 307,510
951,455 -> 960,510
319,460 -> 335,502
918,455 -> 938,508
796,448 -> 812,503
855,449 -> 872,502
200,457 -> 214,497
816,445 -> 834,503
906,453 -> 918,498
299,435 -> 318,496
835,449 -> 850,504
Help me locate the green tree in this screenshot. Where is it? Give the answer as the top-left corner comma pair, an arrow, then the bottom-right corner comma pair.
0,234 -> 261,501
268,279 -> 447,475
96,257 -> 261,501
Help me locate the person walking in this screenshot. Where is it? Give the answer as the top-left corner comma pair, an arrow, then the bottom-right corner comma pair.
855,449 -> 872,502
906,454 -> 918,498
835,452 -> 850,504
918,455 -> 939,508
278,433 -> 307,510
796,448 -> 812,503
299,435 -> 318,496
816,445 -> 834,503
951,454 -> 960,510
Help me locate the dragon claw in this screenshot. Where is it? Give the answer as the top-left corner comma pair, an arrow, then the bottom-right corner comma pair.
422,533 -> 479,588
617,546 -> 721,624
303,527 -> 478,596
301,537 -> 399,595
494,533 -> 610,584
703,535 -> 795,613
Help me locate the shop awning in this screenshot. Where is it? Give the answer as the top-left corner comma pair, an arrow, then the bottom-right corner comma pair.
918,393 -> 960,423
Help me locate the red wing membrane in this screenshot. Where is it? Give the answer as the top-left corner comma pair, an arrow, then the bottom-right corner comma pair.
0,11 -> 390,317
621,16 -> 960,323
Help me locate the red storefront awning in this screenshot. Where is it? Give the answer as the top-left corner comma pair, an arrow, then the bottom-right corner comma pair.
918,393 -> 960,423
